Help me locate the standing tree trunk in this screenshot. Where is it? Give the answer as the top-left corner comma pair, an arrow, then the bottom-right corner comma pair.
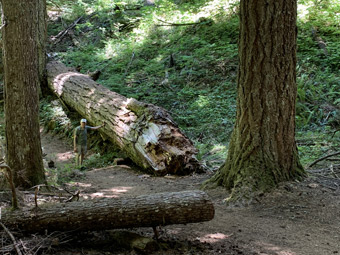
38,0 -> 48,94
208,0 -> 305,201
2,0 -> 46,188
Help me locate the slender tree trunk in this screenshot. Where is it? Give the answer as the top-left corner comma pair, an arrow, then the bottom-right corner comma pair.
2,0 -> 46,188
209,0 -> 305,200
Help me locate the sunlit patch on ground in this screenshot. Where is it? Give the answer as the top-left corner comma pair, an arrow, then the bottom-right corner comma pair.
86,186 -> 133,199
197,232 -> 231,243
256,241 -> 297,255
73,182 -> 92,188
56,151 -> 74,162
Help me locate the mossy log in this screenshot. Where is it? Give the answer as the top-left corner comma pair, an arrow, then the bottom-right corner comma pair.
46,61 -> 202,175
2,190 -> 214,233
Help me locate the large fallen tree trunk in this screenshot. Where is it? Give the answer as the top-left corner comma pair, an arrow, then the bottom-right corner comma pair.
2,190 -> 214,233
46,61 -> 202,175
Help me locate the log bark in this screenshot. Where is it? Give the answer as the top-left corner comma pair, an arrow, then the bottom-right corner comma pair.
2,190 -> 214,233
46,61 -> 202,175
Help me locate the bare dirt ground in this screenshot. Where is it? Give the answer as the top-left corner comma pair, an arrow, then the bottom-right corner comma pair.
13,132 -> 340,254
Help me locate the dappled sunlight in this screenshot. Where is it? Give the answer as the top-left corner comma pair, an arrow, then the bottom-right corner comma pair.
196,95 -> 209,108
54,73 -> 85,96
198,232 -> 231,243
87,186 -> 133,199
56,150 -> 74,162
195,0 -> 239,19
298,4 -> 309,20
255,242 -> 296,255
73,182 -> 92,188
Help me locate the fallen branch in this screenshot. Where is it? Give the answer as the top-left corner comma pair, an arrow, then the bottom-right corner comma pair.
52,15 -> 83,44
0,164 -> 19,209
155,22 -> 201,26
307,165 -> 340,173
330,164 -> 339,179
30,184 -> 80,204
0,222 -> 23,255
308,151 -> 340,168
155,17 -> 204,26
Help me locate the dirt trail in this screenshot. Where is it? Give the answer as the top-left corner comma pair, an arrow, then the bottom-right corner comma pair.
41,131 -> 340,255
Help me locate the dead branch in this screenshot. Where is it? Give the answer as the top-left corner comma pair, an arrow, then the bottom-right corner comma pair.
330,164 -> 339,179
30,184 -> 80,203
308,151 -> 340,168
307,164 -> 340,173
0,222 -> 23,255
155,17 -> 203,26
155,22 -> 201,27
52,15 -> 83,44
0,164 -> 19,209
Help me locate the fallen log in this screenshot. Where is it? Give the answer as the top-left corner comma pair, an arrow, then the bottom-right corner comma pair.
46,61 -> 202,175
2,190 -> 214,233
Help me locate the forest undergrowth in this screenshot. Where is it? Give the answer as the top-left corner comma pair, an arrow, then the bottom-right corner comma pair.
0,1 -> 340,254
0,0 -> 339,170
41,0 -> 340,170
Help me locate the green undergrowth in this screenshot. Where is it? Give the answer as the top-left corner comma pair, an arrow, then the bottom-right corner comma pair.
43,0 -> 340,169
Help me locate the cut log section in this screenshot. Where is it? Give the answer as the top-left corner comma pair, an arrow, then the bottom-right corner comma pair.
2,190 -> 215,233
46,61 -> 202,175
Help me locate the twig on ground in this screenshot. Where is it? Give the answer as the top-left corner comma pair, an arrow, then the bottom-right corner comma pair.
0,222 -> 23,255
330,164 -> 339,179
308,151 -> 340,168
65,190 -> 80,202
31,184 -> 80,203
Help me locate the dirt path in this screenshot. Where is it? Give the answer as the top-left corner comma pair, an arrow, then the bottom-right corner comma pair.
41,131 -> 340,255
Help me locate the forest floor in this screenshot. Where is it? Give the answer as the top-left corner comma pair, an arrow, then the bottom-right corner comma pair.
34,131 -> 340,255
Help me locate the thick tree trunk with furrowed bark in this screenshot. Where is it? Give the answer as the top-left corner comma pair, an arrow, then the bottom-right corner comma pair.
46,61 -> 202,175
206,0 -> 305,201
2,190 -> 214,233
2,0 -> 46,188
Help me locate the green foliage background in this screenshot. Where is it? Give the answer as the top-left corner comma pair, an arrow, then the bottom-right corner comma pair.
1,0 -> 337,170
44,0 -> 340,169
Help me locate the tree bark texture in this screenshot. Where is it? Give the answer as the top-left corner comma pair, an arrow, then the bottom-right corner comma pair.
0,83 -> 3,100
2,0 -> 46,187
2,190 -> 214,233
212,0 -> 304,195
46,61 -> 202,175
38,0 -> 48,92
